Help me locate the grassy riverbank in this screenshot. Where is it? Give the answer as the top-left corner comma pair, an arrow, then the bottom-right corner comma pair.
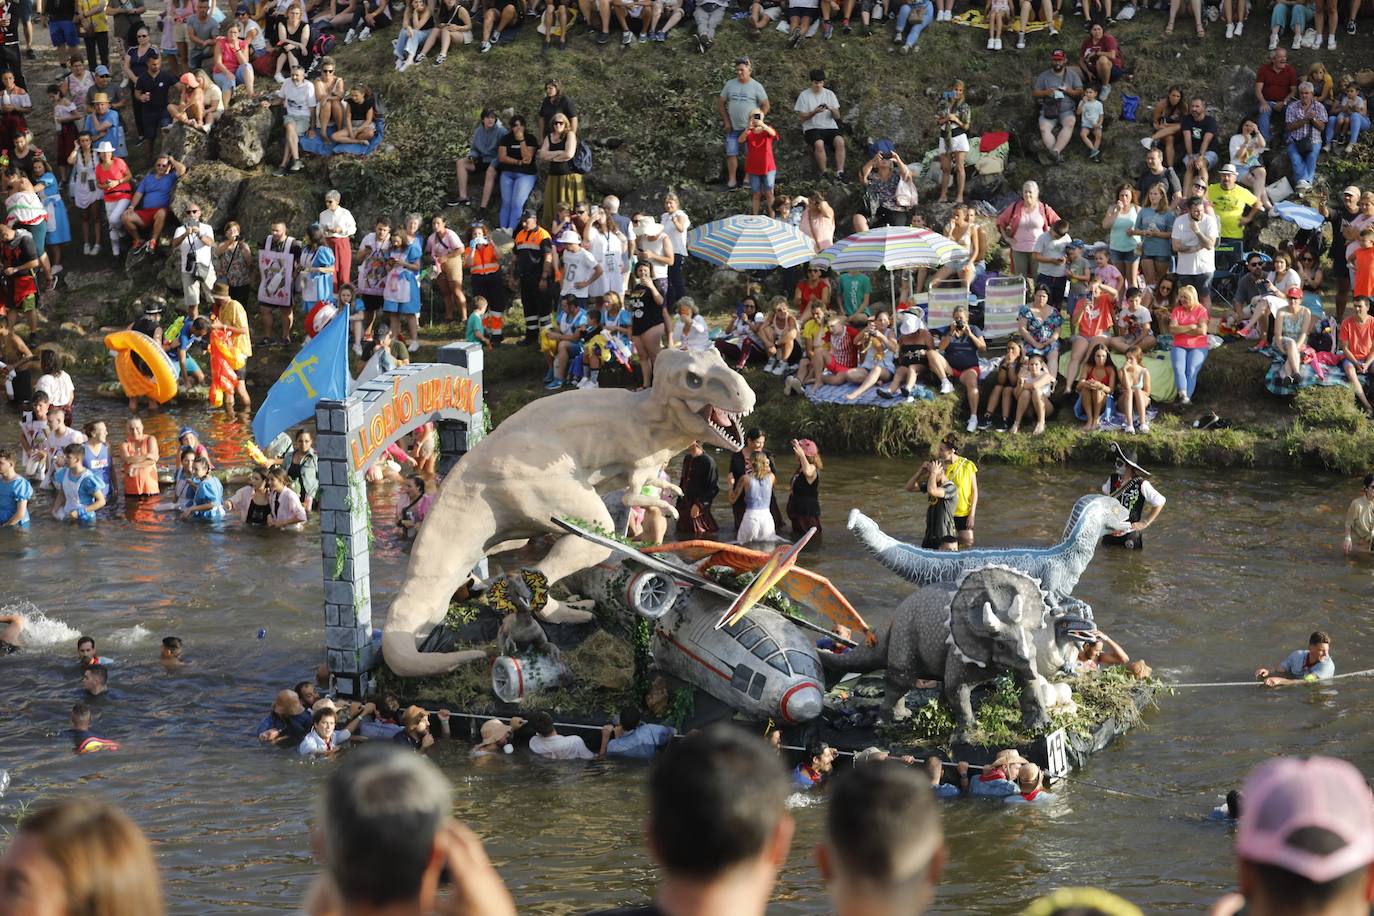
461,330 -> 1374,475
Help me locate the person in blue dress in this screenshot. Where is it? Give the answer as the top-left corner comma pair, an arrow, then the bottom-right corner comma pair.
33,157 -> 70,285
382,223 -> 423,353
81,419 -> 113,498
180,455 -> 225,520
52,443 -> 106,523
0,449 -> 33,528
301,222 -> 337,316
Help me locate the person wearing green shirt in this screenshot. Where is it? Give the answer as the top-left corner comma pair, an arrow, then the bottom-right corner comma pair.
838,271 -> 871,316
465,296 -> 492,349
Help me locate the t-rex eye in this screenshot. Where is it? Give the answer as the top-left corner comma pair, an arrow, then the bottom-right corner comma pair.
686,372 -> 702,389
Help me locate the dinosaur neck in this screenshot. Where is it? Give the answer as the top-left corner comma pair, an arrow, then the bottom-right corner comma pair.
1050,518 -> 1100,590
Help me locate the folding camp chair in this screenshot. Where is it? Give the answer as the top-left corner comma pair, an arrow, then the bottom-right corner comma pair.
927,279 -> 969,330
981,275 -> 1027,340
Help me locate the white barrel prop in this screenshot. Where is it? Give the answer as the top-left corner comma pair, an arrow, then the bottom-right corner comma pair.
491,653 -> 573,703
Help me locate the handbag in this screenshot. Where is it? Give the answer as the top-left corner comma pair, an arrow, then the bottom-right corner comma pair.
383,267 -> 409,302
1294,134 -> 1314,156
895,175 -> 919,209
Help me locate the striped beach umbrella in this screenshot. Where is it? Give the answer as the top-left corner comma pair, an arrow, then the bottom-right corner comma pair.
817,226 -> 965,272
686,215 -> 817,270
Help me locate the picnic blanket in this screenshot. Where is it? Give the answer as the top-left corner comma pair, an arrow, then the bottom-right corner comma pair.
1058,349 -> 1178,402
1261,348 -> 1349,396
298,118 -> 386,158
950,9 -> 1061,30
804,382 -> 936,407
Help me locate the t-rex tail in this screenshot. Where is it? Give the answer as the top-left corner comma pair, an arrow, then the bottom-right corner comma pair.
847,508 -> 967,586
382,482 -> 498,677
381,631 -> 487,677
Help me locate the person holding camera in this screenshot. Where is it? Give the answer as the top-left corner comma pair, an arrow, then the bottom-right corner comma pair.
172,202 -> 215,312
939,305 -> 987,432
905,445 -> 958,551
856,140 -> 913,230
935,80 -> 970,204
794,69 -> 845,181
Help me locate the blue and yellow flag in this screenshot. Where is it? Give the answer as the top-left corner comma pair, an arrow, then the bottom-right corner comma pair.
251,315 -> 349,445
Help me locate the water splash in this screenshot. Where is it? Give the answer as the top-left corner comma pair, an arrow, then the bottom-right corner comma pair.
2,601 -> 81,650
106,625 -> 152,648
785,791 -> 826,809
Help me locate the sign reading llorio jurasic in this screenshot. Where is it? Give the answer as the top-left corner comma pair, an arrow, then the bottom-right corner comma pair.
348,366 -> 482,472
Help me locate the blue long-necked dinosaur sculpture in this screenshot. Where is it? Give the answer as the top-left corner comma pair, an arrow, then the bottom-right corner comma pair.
846,494 -> 1132,611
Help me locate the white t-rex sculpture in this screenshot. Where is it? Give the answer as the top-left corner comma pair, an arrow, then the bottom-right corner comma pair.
382,348 -> 757,677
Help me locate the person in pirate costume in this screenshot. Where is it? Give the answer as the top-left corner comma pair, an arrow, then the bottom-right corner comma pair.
1102,442 -> 1165,549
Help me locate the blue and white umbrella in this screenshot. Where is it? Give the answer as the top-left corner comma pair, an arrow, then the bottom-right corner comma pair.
686,215 -> 817,271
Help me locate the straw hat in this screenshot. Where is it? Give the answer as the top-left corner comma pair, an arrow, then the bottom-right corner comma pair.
1017,762 -> 1043,791
272,689 -> 304,717
991,748 -> 1029,770
479,718 -> 513,746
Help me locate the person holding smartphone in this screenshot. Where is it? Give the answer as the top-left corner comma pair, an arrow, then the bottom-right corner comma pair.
794,68 -> 845,180
743,108 -> 778,216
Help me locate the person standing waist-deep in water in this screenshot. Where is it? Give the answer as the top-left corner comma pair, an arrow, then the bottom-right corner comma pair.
1102,442 -> 1165,549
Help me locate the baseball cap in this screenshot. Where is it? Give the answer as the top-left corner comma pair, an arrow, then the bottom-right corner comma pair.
1343,185 -> 1362,197
236,2 -> 249,11
1050,49 -> 1067,61
1067,237 -> 1085,250
1287,286 -> 1304,299
556,228 -> 581,244
1218,163 -> 1238,175
1236,756 -> 1374,883
94,65 -> 110,76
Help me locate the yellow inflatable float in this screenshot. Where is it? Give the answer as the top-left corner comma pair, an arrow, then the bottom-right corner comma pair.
104,330 -> 178,404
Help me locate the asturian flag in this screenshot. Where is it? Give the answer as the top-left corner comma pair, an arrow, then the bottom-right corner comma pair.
251,313 -> 349,445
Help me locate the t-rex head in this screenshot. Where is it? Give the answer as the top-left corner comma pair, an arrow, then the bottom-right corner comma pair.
650,348 -> 756,452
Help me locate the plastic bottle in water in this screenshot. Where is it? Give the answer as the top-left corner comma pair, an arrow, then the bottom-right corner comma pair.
0,769 -> 10,797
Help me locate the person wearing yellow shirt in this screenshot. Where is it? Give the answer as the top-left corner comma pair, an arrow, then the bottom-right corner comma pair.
939,434 -> 978,548
1205,164 -> 1257,274
75,0 -> 112,70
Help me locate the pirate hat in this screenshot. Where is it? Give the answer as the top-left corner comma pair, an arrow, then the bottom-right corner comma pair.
1112,443 -> 1150,477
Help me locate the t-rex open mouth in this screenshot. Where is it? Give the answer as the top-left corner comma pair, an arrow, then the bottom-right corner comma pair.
701,405 -> 748,451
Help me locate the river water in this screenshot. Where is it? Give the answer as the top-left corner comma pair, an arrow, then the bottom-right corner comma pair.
2,389 -> 1373,914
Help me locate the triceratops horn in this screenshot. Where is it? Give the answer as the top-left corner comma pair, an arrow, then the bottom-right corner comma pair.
981,600 -> 1003,633
1008,594 -> 1024,624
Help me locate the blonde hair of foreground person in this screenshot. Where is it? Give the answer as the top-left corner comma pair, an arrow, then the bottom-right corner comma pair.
0,798 -> 164,916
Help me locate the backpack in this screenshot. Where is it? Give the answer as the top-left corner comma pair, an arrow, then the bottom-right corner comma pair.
311,32 -> 336,57
570,140 -> 592,175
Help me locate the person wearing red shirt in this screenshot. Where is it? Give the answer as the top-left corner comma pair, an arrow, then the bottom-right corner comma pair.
1077,24 -> 1125,98
1339,296 -> 1374,413
0,221 -> 40,320
1065,276 -> 1117,386
793,264 -> 832,320
92,140 -> 133,257
1253,48 -> 1297,141
743,107 -> 778,216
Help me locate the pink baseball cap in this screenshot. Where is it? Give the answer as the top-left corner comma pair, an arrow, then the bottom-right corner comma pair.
1236,756 -> 1374,883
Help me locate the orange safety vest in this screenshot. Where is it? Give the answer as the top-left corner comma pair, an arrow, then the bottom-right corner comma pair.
468,241 -> 500,276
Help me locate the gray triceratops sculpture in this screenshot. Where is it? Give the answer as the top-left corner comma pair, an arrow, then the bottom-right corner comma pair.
820,566 -> 1094,741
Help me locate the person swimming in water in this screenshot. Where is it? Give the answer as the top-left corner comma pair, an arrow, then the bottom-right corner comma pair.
1255,630 -> 1335,687
0,611 -> 25,654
